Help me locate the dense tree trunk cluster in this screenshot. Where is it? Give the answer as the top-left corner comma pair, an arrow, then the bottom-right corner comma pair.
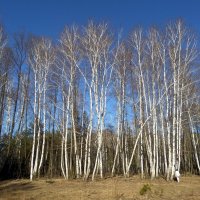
0,20 -> 200,181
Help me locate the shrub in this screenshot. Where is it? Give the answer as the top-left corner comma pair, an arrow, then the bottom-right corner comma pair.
140,184 -> 151,195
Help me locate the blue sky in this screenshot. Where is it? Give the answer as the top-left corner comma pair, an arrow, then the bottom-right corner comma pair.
0,0 -> 199,129
0,0 -> 200,38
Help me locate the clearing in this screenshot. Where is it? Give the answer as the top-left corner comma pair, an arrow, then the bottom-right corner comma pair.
0,175 -> 200,200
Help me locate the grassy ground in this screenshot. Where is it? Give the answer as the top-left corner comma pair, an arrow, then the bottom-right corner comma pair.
0,175 -> 200,200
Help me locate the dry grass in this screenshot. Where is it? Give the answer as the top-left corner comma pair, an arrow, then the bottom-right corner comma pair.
0,175 -> 200,200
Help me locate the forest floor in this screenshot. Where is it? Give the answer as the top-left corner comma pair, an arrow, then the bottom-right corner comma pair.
0,175 -> 200,200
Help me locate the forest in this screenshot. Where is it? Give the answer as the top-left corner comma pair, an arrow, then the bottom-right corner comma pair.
0,19 -> 199,181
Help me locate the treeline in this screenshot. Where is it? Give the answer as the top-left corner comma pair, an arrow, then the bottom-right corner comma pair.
0,19 -> 200,181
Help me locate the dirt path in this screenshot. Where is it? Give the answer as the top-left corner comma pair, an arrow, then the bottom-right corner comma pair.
0,176 -> 200,200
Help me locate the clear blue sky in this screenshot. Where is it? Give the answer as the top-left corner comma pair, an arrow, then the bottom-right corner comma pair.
0,0 -> 200,38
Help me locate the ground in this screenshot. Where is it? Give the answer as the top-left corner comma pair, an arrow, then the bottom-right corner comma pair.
0,175 -> 200,200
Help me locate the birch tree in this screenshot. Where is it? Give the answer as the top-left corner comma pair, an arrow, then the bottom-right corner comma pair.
29,37 -> 54,180
82,22 -> 114,180
167,20 -> 198,179
59,26 -> 81,178
112,42 -> 130,176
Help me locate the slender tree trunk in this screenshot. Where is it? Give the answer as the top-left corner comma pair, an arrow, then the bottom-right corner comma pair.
30,73 -> 37,181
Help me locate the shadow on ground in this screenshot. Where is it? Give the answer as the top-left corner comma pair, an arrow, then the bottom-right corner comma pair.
0,181 -> 36,193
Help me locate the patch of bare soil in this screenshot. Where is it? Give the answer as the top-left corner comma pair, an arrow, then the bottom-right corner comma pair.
0,175 -> 200,200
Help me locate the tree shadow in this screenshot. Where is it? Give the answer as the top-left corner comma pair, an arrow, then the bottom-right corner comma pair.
0,181 -> 37,193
